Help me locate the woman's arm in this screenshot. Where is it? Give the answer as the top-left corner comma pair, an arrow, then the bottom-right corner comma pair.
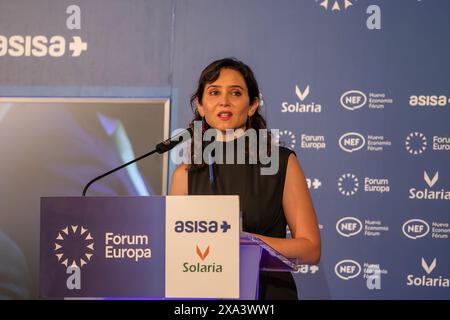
253,153 -> 321,265
169,164 -> 188,195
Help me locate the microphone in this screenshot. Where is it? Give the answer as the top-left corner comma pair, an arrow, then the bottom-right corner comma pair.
82,127 -> 193,196
155,127 -> 193,153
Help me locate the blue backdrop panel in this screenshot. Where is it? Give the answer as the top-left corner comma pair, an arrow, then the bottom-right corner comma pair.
0,0 -> 449,299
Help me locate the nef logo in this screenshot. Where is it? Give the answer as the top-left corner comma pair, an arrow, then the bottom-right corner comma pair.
402,219 -> 430,240
339,132 -> 366,152
335,260 -> 361,280
336,217 -> 362,237
174,220 -> 231,233
340,90 -> 367,110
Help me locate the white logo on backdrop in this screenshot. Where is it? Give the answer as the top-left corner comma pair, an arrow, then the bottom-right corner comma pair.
334,260 -> 361,280
340,90 -> 367,110
54,225 -> 94,269
405,132 -> 427,155
409,171 -> 449,200
407,257 -> 449,288
281,85 -> 322,113
275,130 -> 296,149
306,178 -> 322,190
338,173 -> 359,196
336,217 -> 363,237
316,0 -> 355,11
295,85 -> 310,101
339,132 -> 366,152
402,219 -> 430,240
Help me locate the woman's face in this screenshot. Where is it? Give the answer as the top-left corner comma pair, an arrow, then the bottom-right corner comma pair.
197,68 -> 259,132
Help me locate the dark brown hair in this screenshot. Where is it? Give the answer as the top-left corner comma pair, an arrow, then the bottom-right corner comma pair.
188,57 -> 270,169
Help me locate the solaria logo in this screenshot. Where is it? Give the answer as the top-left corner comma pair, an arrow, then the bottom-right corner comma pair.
409,171 -> 450,201
281,85 -> 322,113
182,245 -> 223,273
315,0 -> 356,12
54,225 -> 94,268
406,258 -> 449,288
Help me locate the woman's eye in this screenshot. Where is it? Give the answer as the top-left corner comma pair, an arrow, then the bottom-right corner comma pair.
231,91 -> 242,96
209,90 -> 219,96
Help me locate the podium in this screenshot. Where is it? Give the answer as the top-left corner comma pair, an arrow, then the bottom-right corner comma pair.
40,196 -> 298,299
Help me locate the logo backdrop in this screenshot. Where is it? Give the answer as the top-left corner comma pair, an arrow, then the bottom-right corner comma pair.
0,0 -> 449,299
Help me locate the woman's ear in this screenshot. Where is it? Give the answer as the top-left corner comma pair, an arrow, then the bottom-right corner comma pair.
196,99 -> 205,117
248,98 -> 260,117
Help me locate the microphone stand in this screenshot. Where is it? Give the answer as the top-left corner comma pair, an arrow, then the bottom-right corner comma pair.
82,128 -> 192,196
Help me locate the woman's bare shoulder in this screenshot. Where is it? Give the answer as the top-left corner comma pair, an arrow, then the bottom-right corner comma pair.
169,164 -> 189,195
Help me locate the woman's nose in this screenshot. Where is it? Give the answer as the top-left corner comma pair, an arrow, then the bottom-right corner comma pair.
218,93 -> 230,106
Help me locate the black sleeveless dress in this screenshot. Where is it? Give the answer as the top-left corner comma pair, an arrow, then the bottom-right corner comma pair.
187,138 -> 298,300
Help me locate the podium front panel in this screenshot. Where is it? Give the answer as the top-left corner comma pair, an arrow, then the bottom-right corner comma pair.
40,196 -> 166,298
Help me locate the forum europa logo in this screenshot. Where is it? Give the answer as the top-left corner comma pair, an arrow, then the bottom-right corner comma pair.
275,130 -> 296,149
54,225 -> 94,268
338,173 -> 359,196
405,132 -> 427,155
315,0 -> 356,12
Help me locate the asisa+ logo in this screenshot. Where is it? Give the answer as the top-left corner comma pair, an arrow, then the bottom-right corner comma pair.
174,220 -> 231,233
0,35 -> 87,57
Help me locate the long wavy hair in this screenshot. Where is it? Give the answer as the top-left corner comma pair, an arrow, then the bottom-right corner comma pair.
188,57 -> 270,170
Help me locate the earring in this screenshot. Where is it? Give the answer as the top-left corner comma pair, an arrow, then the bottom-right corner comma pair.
201,116 -> 206,134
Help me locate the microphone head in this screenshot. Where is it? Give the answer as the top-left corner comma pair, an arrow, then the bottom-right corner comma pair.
156,127 -> 193,154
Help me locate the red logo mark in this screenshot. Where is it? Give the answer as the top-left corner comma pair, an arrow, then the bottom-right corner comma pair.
196,245 -> 210,261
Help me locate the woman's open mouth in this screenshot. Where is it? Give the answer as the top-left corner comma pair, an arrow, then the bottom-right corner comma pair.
217,111 -> 233,121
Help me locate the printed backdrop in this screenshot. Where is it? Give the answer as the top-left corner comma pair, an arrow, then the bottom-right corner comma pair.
0,0 -> 449,299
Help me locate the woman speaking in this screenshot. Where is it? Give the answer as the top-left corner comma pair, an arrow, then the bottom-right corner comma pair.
170,57 -> 320,300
